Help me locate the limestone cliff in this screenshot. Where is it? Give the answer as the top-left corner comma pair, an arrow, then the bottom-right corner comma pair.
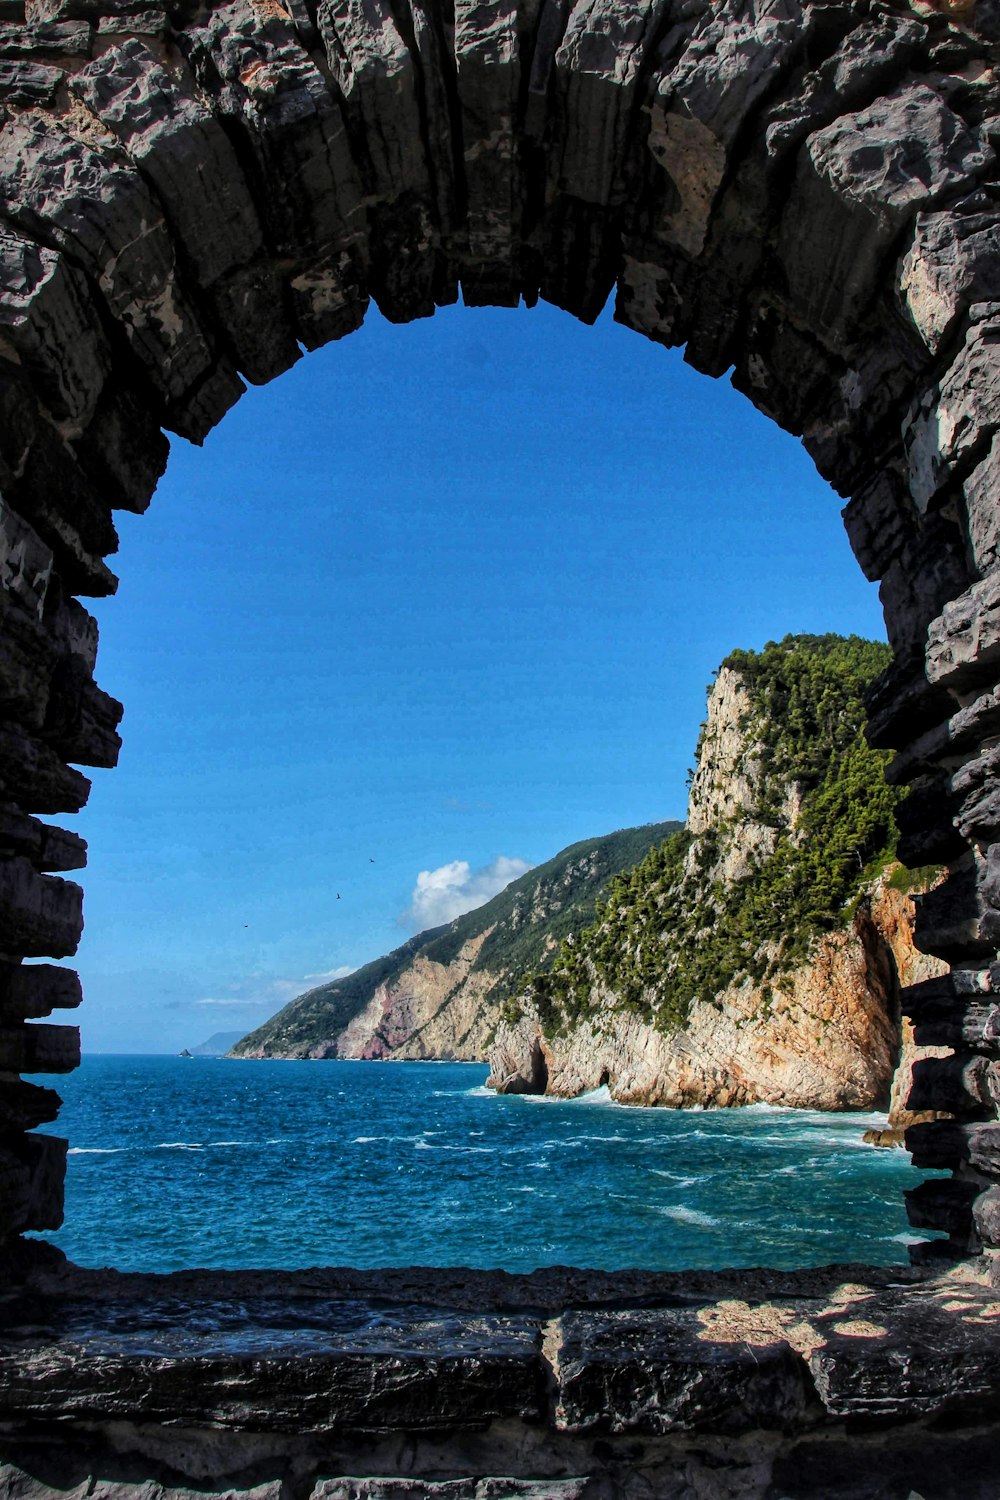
229,822 -> 680,1060
488,636 -> 941,1111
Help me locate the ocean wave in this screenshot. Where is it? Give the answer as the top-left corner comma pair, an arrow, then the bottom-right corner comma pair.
352,1133 -> 426,1144
651,1170 -> 700,1187
465,1085 -> 494,1097
154,1141 -> 203,1150
414,1141 -> 495,1154
658,1205 -> 719,1227
67,1146 -> 121,1155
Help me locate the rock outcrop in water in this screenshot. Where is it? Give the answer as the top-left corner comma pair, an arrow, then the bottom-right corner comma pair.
488,636 -> 945,1110
229,823 -> 680,1060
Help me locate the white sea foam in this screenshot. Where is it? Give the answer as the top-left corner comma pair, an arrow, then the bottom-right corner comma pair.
658,1205 -> 719,1227
465,1085 -> 493,1097
67,1147 -> 121,1155
154,1141 -> 203,1150
651,1170 -> 699,1187
414,1141 -> 494,1154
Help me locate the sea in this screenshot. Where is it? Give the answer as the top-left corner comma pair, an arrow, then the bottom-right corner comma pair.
39,1056 -> 942,1273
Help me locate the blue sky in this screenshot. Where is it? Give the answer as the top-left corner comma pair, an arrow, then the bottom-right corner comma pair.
64,299 -> 886,1053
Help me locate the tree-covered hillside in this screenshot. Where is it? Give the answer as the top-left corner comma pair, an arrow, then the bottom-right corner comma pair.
524,635 -> 913,1035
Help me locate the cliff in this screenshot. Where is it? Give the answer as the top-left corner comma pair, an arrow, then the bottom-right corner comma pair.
487,636 -> 944,1111
229,822 -> 680,1060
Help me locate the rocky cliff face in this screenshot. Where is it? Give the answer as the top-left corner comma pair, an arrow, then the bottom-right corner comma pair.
489,876 -> 942,1109
488,637 -> 940,1111
230,822 -> 680,1060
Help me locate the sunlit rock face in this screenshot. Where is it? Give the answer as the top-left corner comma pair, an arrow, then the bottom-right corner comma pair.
2,0 -> 1000,1261
486,660 -> 939,1113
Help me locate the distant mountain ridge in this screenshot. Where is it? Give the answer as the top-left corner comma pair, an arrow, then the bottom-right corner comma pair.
229,821 -> 681,1061
189,1031 -> 246,1057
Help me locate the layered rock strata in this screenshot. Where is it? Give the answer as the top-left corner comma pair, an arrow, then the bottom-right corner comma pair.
1,0 -> 1000,1270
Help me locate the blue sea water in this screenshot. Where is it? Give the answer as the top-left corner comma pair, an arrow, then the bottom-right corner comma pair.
39,1056 -> 940,1273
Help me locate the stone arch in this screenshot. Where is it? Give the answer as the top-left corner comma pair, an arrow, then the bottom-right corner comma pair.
2,0 -> 1000,1263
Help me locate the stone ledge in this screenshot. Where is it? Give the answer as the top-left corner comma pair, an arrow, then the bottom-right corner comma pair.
2,1261 -> 1000,1434
3,1262 -> 1000,1497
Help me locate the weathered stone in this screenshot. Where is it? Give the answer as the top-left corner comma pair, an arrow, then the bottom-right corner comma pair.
68,39 -> 301,385
25,0 -> 161,26
0,1077 -> 60,1131
863,655 -> 954,752
895,769 -> 966,866
900,199 -> 1000,355
0,498 -> 51,621
841,472 -> 912,584
0,113 -> 244,438
0,807 -> 85,872
887,685 -> 1000,786
927,571 -> 1000,691
807,1282 -> 1000,1420
0,961 -> 82,1019
907,1119 -> 1000,1173
0,1022 -> 80,1072
554,1307 -> 812,1434
0,859 -> 82,958
314,0 -> 455,318
972,1182 -> 1000,1245
42,666 -> 121,769
964,429 -> 1000,575
0,61 -> 64,104
0,1297 -> 541,1430
780,84 -> 992,343
0,1130 -> 65,1232
906,305 -> 1000,512
905,1176 -> 980,1238
453,0 -> 521,305
0,21 -> 90,57
0,228 -> 112,429
312,1483 -> 587,1498
0,727 -> 89,816
906,1050 -> 995,1114
180,0 -> 369,347
913,861 -> 996,964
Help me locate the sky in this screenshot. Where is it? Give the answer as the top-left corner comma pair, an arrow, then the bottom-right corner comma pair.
61,298 -> 887,1053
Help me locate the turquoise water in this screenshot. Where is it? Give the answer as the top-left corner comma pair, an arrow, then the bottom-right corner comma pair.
39,1056 -> 938,1273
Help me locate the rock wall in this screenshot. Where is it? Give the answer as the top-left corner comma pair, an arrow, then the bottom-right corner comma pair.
1,0 -> 1000,1264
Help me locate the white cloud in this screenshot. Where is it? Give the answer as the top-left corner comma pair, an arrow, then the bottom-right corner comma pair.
403,855 -> 532,931
303,965 -> 355,984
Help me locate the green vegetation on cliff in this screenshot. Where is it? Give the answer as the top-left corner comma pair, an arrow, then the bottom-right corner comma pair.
524,635 -> 903,1034
229,820 -> 681,1058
